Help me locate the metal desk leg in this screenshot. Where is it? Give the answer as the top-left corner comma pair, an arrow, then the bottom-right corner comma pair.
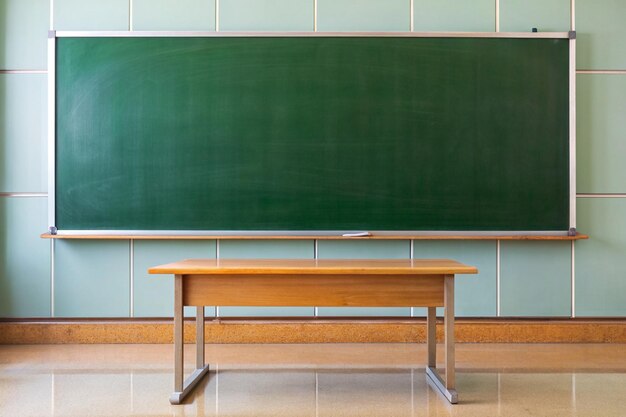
196,306 -> 205,369
427,306 -> 436,368
173,275 -> 184,397
170,275 -> 211,405
426,274 -> 458,404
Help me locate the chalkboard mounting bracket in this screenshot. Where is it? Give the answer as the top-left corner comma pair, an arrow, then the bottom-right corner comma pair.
568,227 -> 576,236
568,31 -> 576,40
48,30 -> 56,39
48,226 -> 58,235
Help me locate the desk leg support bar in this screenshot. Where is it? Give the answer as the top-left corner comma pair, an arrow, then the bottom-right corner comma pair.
425,274 -> 458,404
170,275 -> 211,405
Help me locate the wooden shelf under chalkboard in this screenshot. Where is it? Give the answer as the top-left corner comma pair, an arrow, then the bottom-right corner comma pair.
40,233 -> 588,240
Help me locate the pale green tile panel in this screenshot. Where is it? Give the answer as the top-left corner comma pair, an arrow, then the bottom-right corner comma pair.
219,306 -> 313,317
220,240 -> 314,258
0,197 -> 50,317
577,0 -> 626,69
500,0 -> 570,32
220,0 -> 312,31
54,0 -> 129,30
0,74 -> 47,192
133,0 -> 215,31
414,0 -> 495,32
0,0 -> 48,70
317,240 -> 410,316
576,198 -> 626,316
577,74 -> 626,193
413,241 -> 496,317
54,240 -> 130,317
133,240 -> 216,317
500,241 -> 571,316
219,240 -> 314,317
317,0 -> 409,32
317,240 -> 410,259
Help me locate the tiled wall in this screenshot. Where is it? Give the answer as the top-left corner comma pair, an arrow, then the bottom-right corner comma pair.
1,0 -> 624,318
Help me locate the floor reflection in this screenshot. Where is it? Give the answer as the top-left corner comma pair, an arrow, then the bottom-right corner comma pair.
0,343 -> 625,417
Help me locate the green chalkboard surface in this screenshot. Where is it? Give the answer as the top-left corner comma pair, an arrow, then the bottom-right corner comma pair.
55,36 -> 570,231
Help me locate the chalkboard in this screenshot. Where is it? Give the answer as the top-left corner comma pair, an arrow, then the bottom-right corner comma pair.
54,36 -> 570,232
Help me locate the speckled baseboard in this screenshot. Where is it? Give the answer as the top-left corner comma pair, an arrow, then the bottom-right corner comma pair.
1,319 -> 624,344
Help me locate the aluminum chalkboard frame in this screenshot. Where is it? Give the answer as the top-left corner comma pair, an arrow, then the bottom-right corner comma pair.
48,31 -> 576,237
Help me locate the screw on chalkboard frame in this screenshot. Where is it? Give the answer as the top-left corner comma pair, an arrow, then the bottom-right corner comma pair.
48,226 -> 57,235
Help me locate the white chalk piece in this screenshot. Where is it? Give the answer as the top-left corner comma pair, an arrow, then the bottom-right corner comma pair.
342,232 -> 372,237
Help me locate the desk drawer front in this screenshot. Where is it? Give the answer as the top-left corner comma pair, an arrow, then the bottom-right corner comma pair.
182,274 -> 445,307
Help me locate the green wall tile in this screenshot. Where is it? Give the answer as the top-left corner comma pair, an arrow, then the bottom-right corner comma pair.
577,0 -> 626,70
220,0 -> 312,31
54,240 -> 130,317
577,74 -> 626,193
133,0 -> 215,31
219,240 -> 314,316
0,74 -> 47,192
0,197 -> 50,317
133,240 -> 216,317
317,240 -> 410,316
500,0 -> 570,32
0,0 -> 48,70
317,240 -> 410,259
414,0 -> 495,32
54,0 -> 129,30
317,0 -> 409,32
220,239 -> 314,258
500,241 -> 571,316
576,198 -> 626,316
413,241 -> 496,317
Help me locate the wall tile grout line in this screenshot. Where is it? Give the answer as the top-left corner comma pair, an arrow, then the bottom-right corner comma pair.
129,240 -> 134,317
50,239 -> 55,317
578,194 -> 626,198
571,241 -> 576,318
216,240 -> 220,317
129,0 -> 133,31
577,70 -> 626,74
215,0 -> 220,32
410,239 -> 414,317
313,241 -> 317,318
0,193 -> 48,197
50,0 -> 54,30
496,239 -> 501,316
0,70 -> 47,74
495,0 -> 500,32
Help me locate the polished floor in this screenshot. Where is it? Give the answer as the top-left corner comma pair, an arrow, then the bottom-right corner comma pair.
1,343 -> 625,417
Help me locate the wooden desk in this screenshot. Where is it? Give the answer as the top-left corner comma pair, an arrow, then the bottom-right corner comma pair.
148,259 -> 477,404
